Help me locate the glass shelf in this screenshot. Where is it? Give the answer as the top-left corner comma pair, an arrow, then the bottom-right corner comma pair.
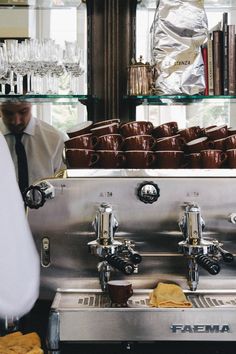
138,0 -> 236,10
0,0 -> 85,9
126,95 -> 236,105
0,94 -> 93,105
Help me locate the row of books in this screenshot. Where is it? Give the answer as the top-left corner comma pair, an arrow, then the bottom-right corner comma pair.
202,13 -> 236,96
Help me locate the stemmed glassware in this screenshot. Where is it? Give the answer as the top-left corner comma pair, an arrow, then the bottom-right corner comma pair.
1,38 -> 84,95
63,41 -> 84,94
0,45 -> 8,95
4,40 -> 19,95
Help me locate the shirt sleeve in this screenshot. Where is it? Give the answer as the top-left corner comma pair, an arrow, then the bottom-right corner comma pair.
0,133 -> 40,318
53,133 -> 67,173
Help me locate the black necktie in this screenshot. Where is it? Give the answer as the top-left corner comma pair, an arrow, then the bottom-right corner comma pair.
14,133 -> 29,195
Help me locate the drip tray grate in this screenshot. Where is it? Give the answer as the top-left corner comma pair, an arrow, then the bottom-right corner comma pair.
77,293 -> 150,308
75,292 -> 236,309
188,294 -> 236,308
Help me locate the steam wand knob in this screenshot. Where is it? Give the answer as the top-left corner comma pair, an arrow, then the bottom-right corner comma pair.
104,254 -> 134,275
196,255 -> 220,275
217,246 -> 234,263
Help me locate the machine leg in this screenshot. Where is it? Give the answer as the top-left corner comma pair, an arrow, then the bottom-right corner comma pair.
47,310 -> 60,354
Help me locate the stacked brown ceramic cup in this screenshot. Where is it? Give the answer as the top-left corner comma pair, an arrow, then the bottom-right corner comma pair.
65,119 -> 125,168
183,124 -> 228,169
90,119 -> 125,168
65,121 -> 99,168
120,121 -> 155,168
65,120 -> 236,169
152,121 -> 186,168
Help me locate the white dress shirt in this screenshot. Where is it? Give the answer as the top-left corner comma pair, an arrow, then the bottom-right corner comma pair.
0,133 -> 40,318
0,116 -> 68,185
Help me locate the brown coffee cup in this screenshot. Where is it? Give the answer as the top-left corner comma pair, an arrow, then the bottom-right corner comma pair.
178,126 -> 202,143
185,137 -> 213,153
167,121 -> 179,134
96,150 -> 125,168
91,123 -> 119,137
201,125 -> 217,136
155,134 -> 185,151
119,121 -> 153,137
224,134 -> 236,150
65,149 -> 99,168
228,128 -> 236,136
205,125 -> 228,141
226,149 -> 236,168
125,150 -> 156,168
185,153 -> 201,168
107,280 -> 133,307
152,122 -> 177,139
212,137 -> 227,151
95,134 -> 124,151
93,118 -> 120,128
200,149 -> 227,169
155,150 -> 184,168
124,135 -> 155,151
65,133 -> 97,150
67,121 -> 93,138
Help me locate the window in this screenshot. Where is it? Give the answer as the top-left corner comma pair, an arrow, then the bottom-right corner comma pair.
35,3 -> 87,133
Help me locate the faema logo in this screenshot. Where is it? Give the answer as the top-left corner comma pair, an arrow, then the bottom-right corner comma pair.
170,324 -> 230,334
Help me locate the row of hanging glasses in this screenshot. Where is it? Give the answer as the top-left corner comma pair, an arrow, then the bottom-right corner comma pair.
0,39 -> 84,95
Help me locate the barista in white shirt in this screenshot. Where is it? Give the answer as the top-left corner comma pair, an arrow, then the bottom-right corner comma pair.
0,101 -> 68,187
0,132 -> 40,318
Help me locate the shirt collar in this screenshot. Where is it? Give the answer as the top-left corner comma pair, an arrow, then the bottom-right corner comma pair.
24,116 -> 36,136
0,116 -> 36,136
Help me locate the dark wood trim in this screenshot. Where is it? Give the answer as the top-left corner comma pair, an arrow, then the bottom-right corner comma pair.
86,0 -> 137,122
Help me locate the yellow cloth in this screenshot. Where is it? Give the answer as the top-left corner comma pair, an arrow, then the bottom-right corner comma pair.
149,282 -> 192,308
0,332 -> 43,354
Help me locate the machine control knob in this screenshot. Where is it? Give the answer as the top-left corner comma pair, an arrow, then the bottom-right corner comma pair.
23,181 -> 55,209
137,181 -> 160,204
23,185 -> 46,209
228,213 -> 236,224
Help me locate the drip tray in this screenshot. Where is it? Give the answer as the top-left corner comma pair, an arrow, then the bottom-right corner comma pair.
50,289 -> 236,342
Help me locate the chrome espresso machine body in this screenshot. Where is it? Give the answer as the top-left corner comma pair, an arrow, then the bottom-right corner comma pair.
25,169 -> 236,353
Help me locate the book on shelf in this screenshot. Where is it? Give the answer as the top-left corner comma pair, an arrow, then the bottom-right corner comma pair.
227,24 -> 236,95
207,36 -> 214,95
222,12 -> 228,95
202,12 -> 236,97
201,44 -> 208,96
212,30 -> 223,96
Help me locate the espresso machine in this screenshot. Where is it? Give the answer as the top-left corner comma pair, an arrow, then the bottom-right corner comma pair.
25,169 -> 236,354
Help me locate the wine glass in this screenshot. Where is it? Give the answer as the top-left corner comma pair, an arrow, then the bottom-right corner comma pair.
4,39 -> 18,95
64,41 -> 84,94
0,46 -> 8,95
